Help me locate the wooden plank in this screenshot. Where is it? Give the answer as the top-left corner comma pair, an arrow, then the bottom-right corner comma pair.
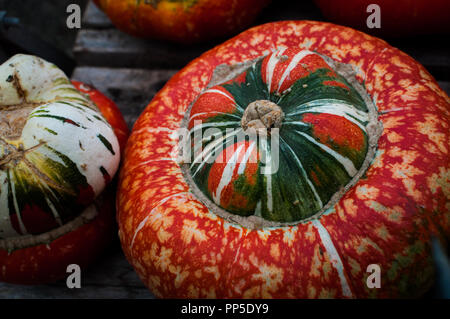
82,0 -> 113,29
71,67 -> 177,128
73,28 -> 450,77
73,28 -> 215,69
0,242 -> 154,299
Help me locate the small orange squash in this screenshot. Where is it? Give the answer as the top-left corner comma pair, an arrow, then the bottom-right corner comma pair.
93,0 -> 271,44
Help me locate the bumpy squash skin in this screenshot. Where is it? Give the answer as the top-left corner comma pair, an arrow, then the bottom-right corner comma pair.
0,83 -> 129,285
93,0 -> 271,44
118,21 -> 449,298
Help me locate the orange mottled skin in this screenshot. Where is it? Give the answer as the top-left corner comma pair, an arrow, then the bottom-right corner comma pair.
94,0 -> 271,44
0,83 -> 129,285
302,113 -> 366,152
118,21 -> 449,298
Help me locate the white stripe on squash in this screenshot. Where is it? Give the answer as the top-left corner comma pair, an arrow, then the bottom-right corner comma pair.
200,88 -> 234,101
281,137 -> 323,208
0,172 -> 18,238
265,47 -> 287,94
130,192 -> 191,250
277,50 -> 315,93
10,179 -> 27,235
259,138 -> 273,212
237,142 -> 256,175
189,111 -> 241,122
213,144 -> 245,205
191,129 -> 242,175
312,219 -> 353,298
297,132 -> 358,177
199,89 -> 243,111
189,121 -> 239,135
288,99 -> 368,132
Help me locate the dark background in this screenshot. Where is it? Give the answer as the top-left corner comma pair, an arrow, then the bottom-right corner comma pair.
0,0 -> 87,57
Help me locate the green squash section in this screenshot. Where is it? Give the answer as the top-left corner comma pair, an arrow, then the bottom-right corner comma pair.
187,52 -> 371,222
4,145 -> 94,235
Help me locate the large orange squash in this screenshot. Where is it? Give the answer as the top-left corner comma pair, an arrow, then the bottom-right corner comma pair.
93,0 -> 271,43
0,55 -> 129,284
118,21 -> 449,298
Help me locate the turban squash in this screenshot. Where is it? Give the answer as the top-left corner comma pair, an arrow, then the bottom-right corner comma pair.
118,21 -> 450,298
93,0 -> 271,44
0,55 -> 128,284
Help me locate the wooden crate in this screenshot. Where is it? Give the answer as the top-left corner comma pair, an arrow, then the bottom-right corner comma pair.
0,0 -> 448,299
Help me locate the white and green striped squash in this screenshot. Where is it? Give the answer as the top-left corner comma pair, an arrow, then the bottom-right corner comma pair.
0,54 -> 120,240
182,48 -> 381,225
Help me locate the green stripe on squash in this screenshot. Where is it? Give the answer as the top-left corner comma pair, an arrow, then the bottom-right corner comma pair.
186,49 -> 373,223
